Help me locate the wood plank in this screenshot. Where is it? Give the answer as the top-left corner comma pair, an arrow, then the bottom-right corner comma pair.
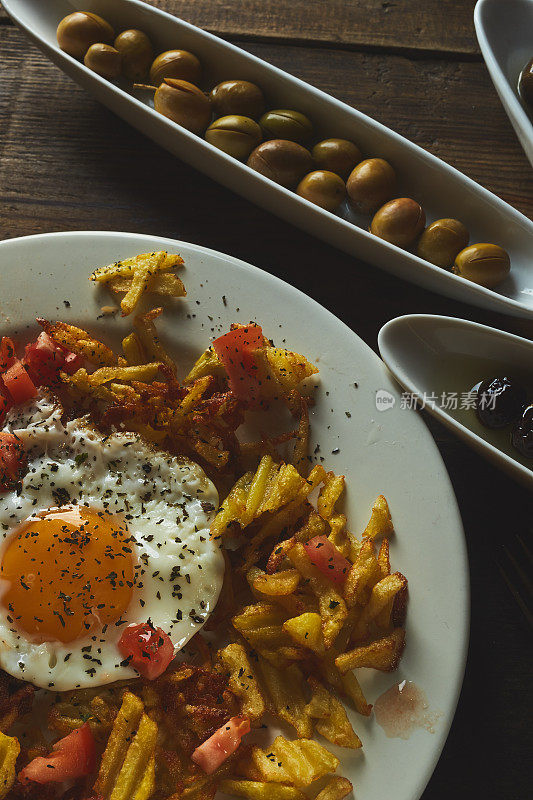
0,27 -> 532,800
0,0 -> 480,56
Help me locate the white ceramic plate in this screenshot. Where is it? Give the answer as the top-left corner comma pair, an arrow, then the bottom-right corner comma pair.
475,0 -> 533,166
378,314 -> 533,490
3,0 -> 533,318
0,231 -> 469,800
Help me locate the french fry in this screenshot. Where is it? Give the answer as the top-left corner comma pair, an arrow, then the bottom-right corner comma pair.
241,736 -> 339,788
256,659 -> 313,738
232,603 -> 302,666
317,473 -> 345,521
287,544 -> 348,649
343,539 -> 381,608
91,251 -> 178,316
171,376 -> 213,431
0,731 -> 19,800
210,473 -> 253,539
267,511 -> 328,574
314,777 -> 353,800
320,653 -> 372,717
351,573 -> 408,641
123,253 -> 165,315
93,691 -> 157,800
122,332 -> 145,365
252,569 -> 300,597
377,538 -> 391,578
247,568 -> 312,618
283,613 -> 325,655
327,526 -> 357,562
305,679 -> 361,749
362,495 -> 393,540
184,347 -> 227,385
335,628 -> 406,674
243,465 -> 327,573
217,643 -> 266,722
48,688 -> 119,741
90,251 -> 182,282
220,779 -> 306,799
253,347 -> 318,399
38,318 -> 117,366
109,272 -> 186,298
134,307 -> 177,372
86,363 -> 161,386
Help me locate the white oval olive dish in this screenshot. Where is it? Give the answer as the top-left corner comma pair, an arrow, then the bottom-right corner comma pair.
475,0 -> 533,167
4,0 -> 533,318
378,314 -> 533,490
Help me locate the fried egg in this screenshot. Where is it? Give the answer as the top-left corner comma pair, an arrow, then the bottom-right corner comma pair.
0,394 -> 223,690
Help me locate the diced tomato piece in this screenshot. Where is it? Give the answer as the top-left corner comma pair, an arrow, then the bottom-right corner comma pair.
24,331 -> 65,385
212,325 -> 264,402
192,715 -> 250,774
2,359 -> 37,403
0,337 -> 17,372
304,535 -> 352,586
19,723 -> 96,784
63,351 -> 84,374
0,382 -> 12,422
0,432 -> 26,491
118,621 -> 174,680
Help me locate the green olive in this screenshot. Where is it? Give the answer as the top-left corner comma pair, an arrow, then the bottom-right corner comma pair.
247,139 -> 313,189
297,170 -> 346,212
150,50 -> 202,87
114,29 -> 153,80
312,139 -> 362,180
259,109 -> 313,144
518,58 -> 533,108
57,12 -> 114,60
370,198 -> 426,247
346,158 -> 396,214
210,80 -> 265,120
417,218 -> 469,268
206,115 -> 262,160
154,79 -> 211,134
84,43 -> 122,79
453,243 -> 511,288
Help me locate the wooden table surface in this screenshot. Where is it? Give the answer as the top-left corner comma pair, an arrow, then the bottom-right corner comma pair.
0,1 -> 532,798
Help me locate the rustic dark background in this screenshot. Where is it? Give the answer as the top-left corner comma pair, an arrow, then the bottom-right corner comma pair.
0,1 -> 532,798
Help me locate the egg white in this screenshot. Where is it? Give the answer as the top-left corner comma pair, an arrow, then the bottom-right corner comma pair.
0,394 -> 223,690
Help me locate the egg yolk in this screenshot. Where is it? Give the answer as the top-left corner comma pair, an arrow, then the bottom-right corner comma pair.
0,506 -> 136,644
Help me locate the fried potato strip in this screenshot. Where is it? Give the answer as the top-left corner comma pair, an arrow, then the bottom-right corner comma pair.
217,643 -> 266,723
91,251 -> 185,316
287,544 -> 348,649
241,735 -> 339,787
335,628 -> 406,674
363,495 -> 394,540
134,307 -> 177,372
305,678 -> 361,749
220,780 -> 306,799
93,691 -> 157,800
0,731 -> 19,800
314,777 -> 354,800
39,319 -> 117,366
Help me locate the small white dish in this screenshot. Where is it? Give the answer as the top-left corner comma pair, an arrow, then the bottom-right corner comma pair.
0,230 -> 468,800
3,0 -> 533,318
475,0 -> 533,166
378,314 -> 533,490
